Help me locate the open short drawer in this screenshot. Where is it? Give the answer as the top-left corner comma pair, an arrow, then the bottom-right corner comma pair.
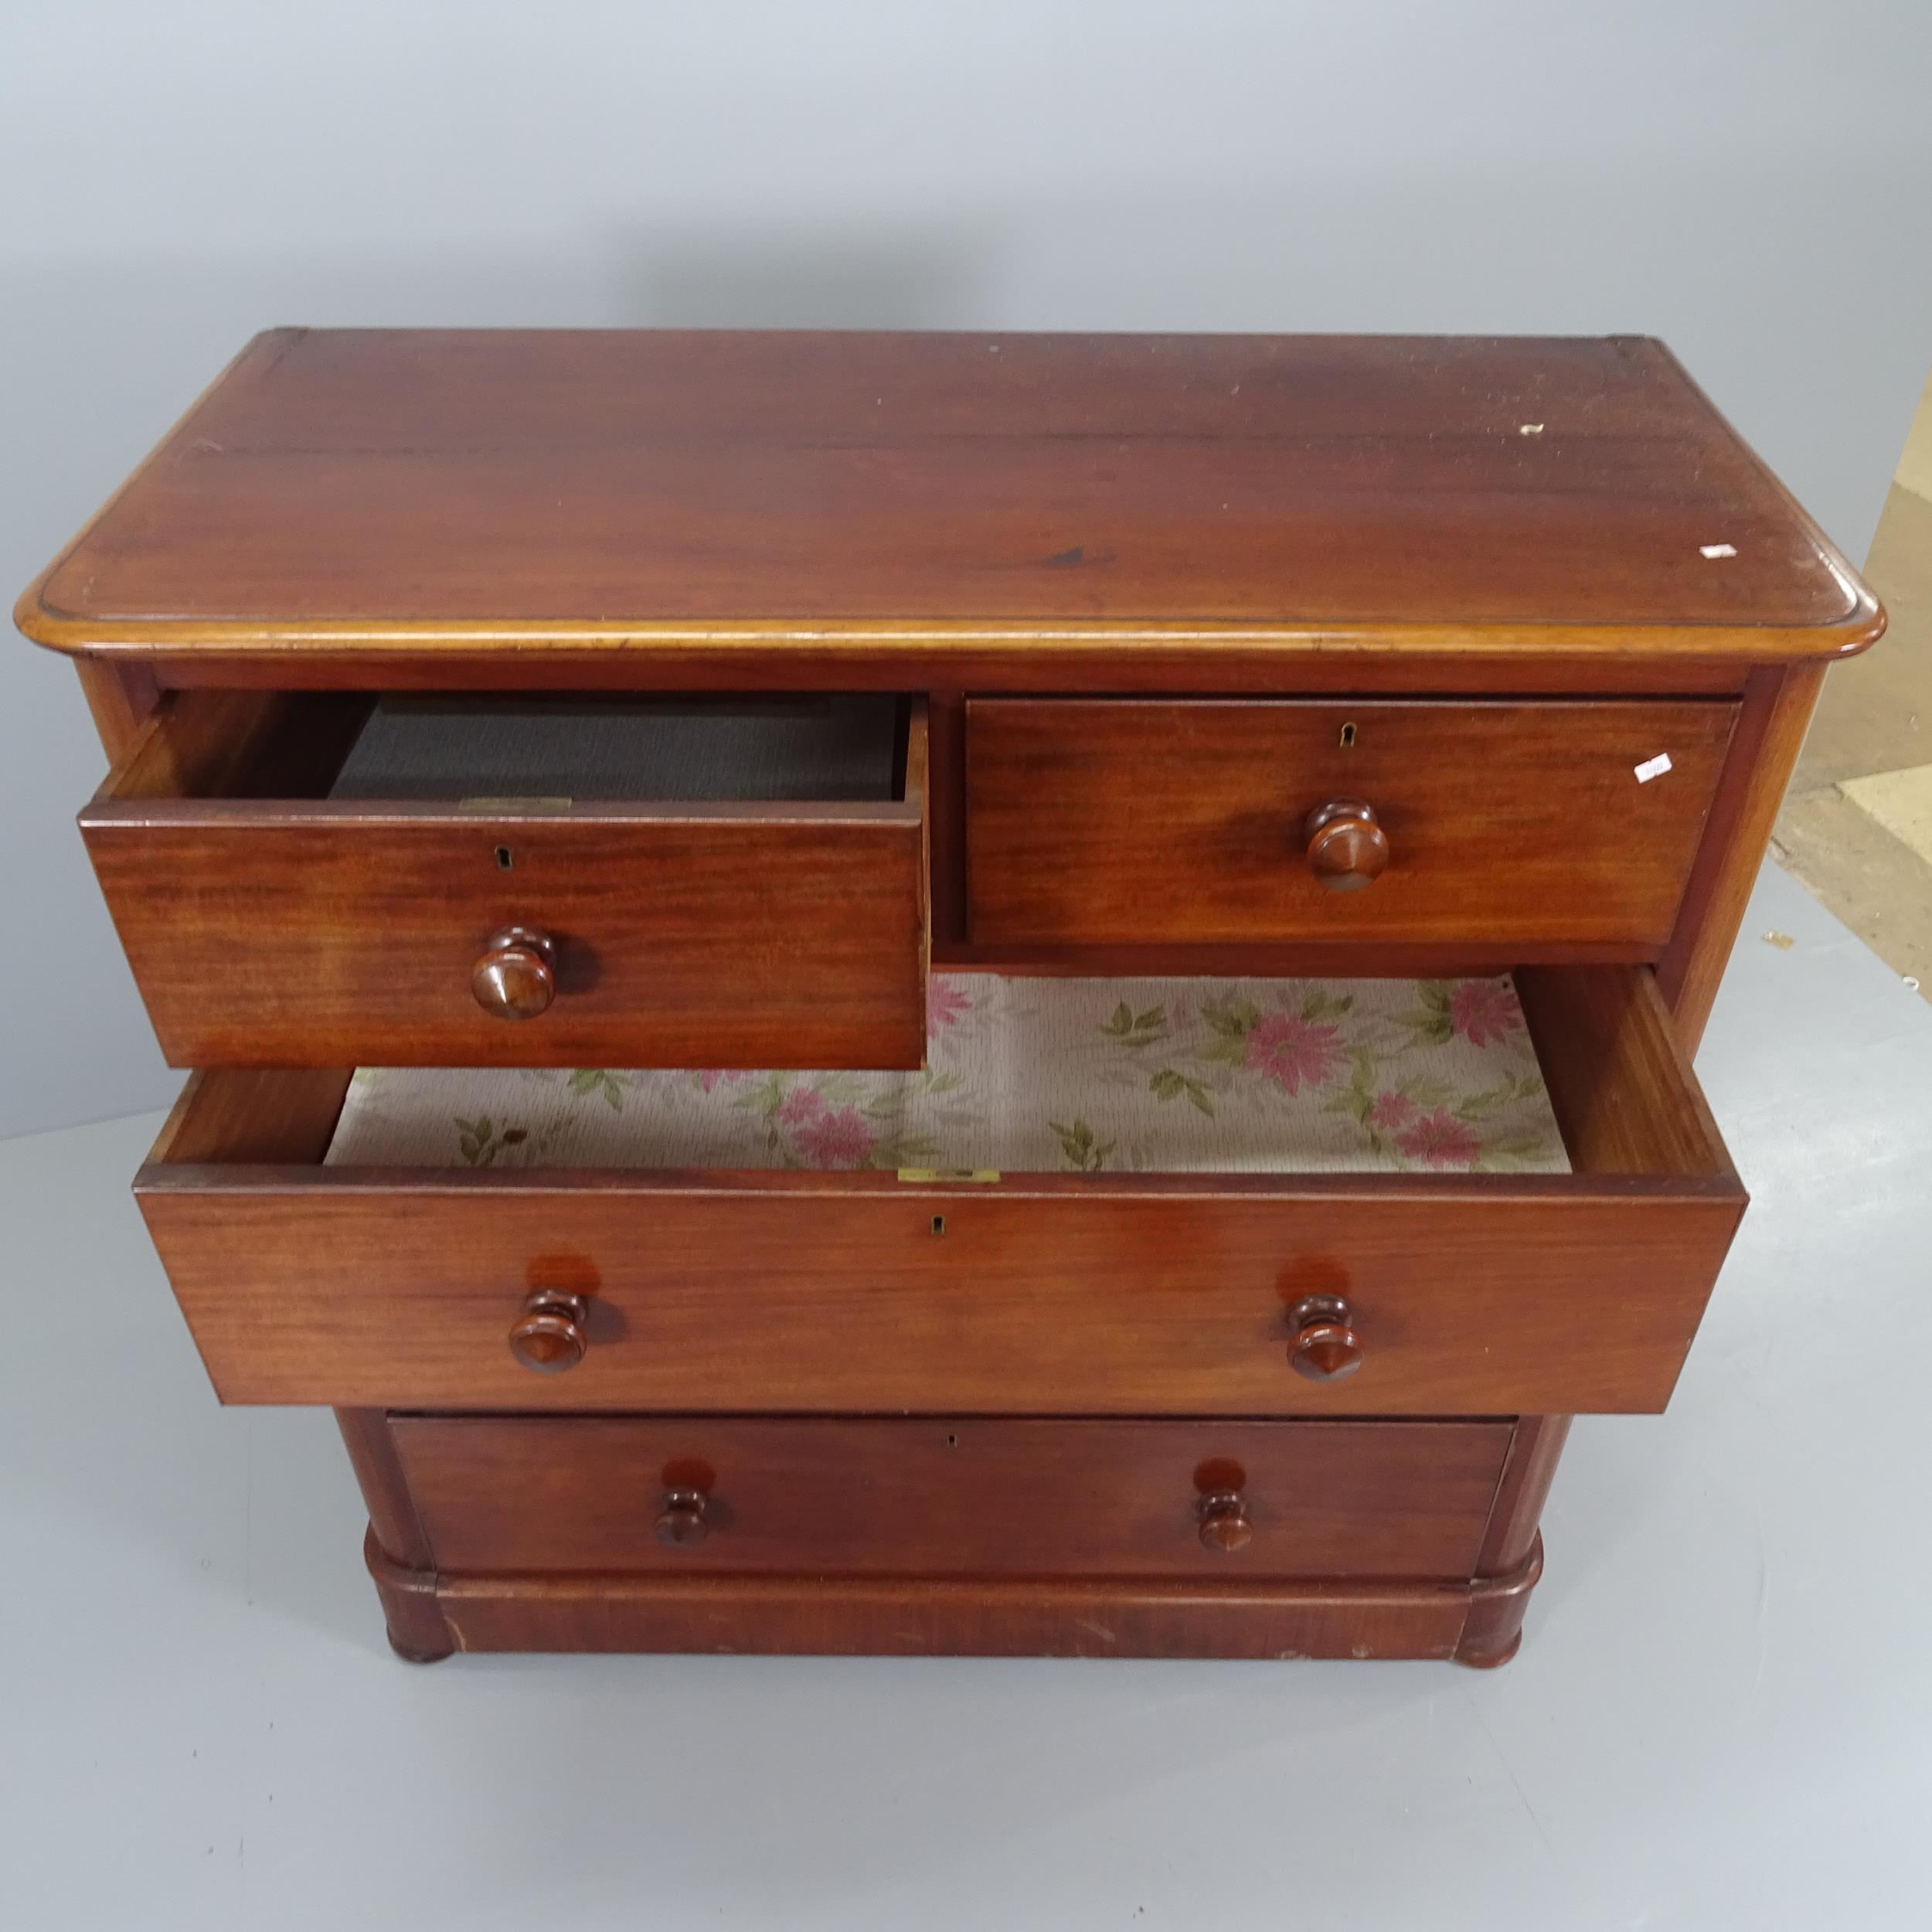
81,690 -> 930,1069
135,966 -> 1746,1417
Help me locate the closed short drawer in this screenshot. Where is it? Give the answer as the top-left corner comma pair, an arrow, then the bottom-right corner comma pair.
81,690 -> 930,1069
965,698 -> 1735,952
136,966 -> 1744,1417
391,1414 -> 1512,1581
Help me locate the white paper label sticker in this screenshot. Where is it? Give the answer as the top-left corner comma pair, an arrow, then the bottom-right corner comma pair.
1634,753 -> 1673,784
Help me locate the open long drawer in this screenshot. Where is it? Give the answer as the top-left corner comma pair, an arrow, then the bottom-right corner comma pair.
134,966 -> 1743,1416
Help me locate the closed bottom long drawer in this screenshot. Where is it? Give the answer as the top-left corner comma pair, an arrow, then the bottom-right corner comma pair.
390,1415 -> 1513,1580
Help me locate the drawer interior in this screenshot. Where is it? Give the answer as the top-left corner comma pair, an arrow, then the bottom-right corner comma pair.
325,970 -> 1574,1176
97,689 -> 913,807
152,966 -> 1733,1189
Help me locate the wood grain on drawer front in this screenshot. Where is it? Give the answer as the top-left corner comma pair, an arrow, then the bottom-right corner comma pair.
392,1415 -> 1512,1580
136,967 -> 1743,1418
137,1175 -> 1739,1415
79,692 -> 930,1070
965,699 -> 1735,950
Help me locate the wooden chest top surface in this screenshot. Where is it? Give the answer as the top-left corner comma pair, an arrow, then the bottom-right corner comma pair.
17,328 -> 1877,664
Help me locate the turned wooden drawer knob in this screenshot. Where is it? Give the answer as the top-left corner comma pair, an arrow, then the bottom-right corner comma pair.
655,1487 -> 711,1548
1303,799 -> 1389,891
1198,1489 -> 1253,1553
1287,1293 -> 1365,1381
508,1287 -> 589,1372
472,923 -> 558,1019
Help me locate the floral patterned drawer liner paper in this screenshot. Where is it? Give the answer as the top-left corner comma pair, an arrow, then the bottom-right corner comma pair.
325,975 -> 1569,1176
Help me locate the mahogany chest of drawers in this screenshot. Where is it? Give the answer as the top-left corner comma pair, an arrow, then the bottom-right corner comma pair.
18,328 -> 1881,1665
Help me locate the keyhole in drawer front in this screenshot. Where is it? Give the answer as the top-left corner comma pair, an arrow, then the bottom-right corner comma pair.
495,845 -> 514,870
930,1214 -> 947,1236
1338,721 -> 1357,749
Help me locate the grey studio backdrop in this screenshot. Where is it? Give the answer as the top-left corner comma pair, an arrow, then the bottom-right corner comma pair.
5,0 -> 1928,1138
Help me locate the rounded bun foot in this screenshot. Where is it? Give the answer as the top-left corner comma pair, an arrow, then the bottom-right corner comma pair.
1453,1626 -> 1523,1669
386,1627 -> 455,1664
1452,1534 -> 1542,1670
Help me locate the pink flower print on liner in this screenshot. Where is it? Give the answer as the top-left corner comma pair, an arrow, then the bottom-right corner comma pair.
1449,978 -> 1522,1049
774,1085 -> 828,1128
791,1104 -> 877,1168
692,1068 -> 751,1094
1366,1090 -> 1419,1134
927,979 -> 972,1035
1396,1107 -> 1482,1170
1243,1012 -> 1344,1094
